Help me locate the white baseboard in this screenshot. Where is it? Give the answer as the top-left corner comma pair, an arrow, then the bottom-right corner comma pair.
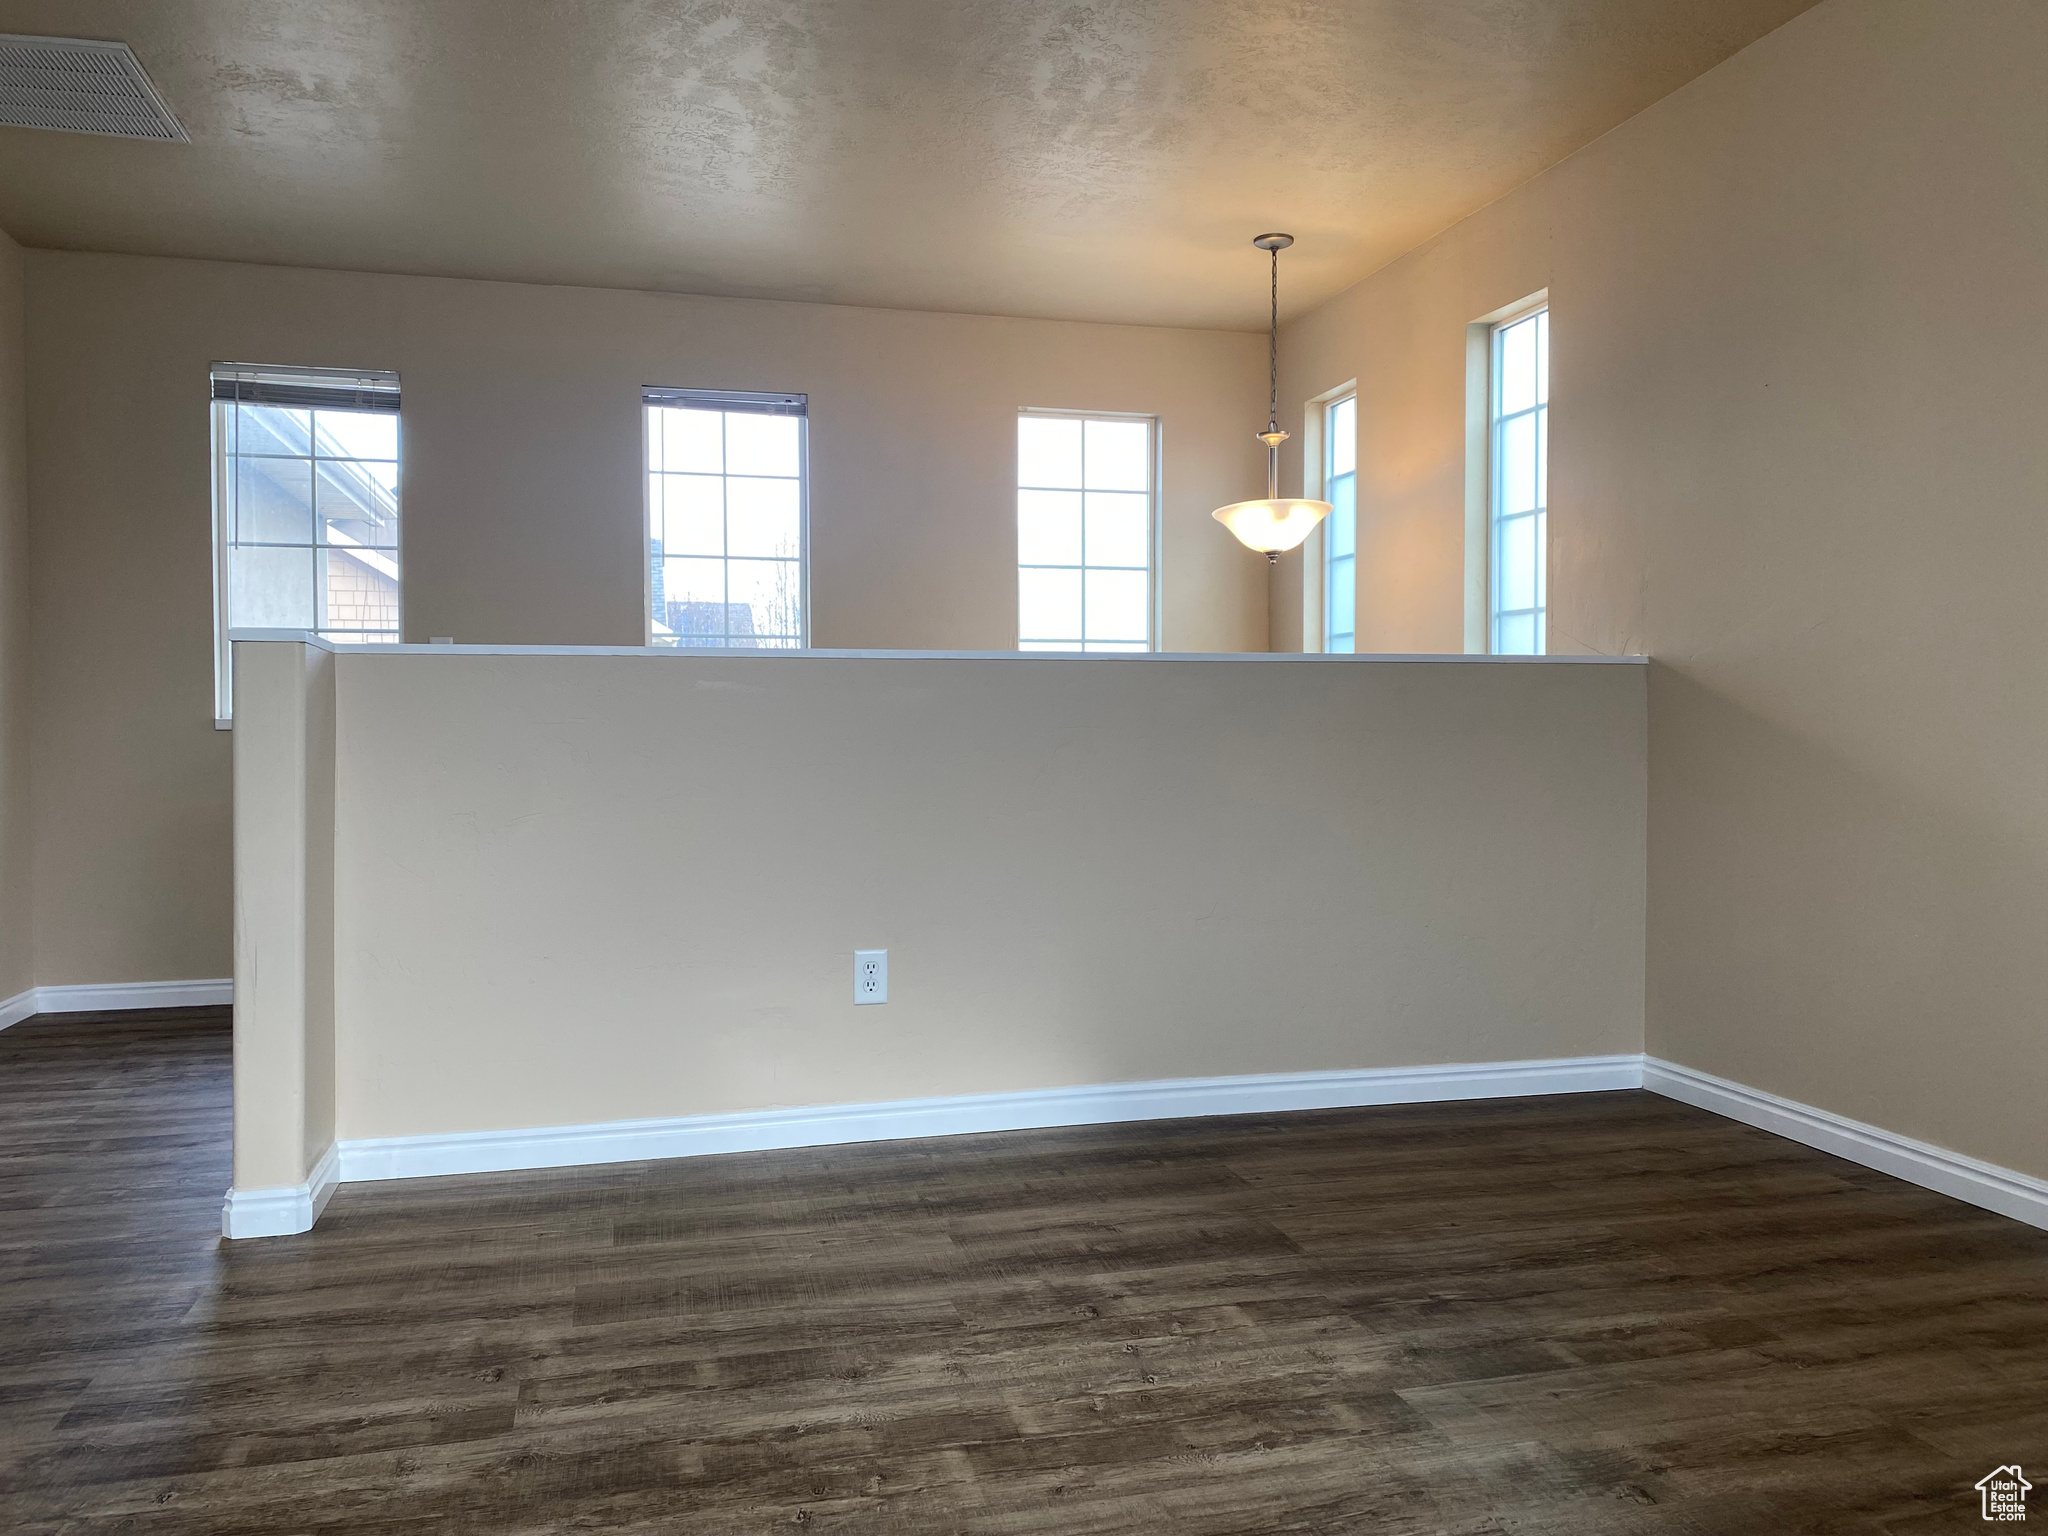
1644,1057 -> 2048,1233
0,979 -> 234,1030
201,1053 -> 2045,1242
221,1142 -> 339,1239
36,978 -> 234,1013
337,1054 -> 1645,1184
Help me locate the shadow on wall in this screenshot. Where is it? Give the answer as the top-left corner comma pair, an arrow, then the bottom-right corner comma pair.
1645,662 -> 2048,1180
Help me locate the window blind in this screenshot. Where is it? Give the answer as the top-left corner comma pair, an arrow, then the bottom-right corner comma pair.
211,364 -> 400,413
643,386 -> 806,417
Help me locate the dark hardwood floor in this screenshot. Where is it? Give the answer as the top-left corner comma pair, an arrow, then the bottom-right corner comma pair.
2,1011 -> 2043,1534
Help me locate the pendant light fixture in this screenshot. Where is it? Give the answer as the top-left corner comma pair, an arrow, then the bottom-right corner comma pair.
1212,233 -> 1332,563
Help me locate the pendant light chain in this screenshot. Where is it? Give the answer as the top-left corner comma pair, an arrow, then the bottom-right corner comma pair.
1267,242 -> 1280,433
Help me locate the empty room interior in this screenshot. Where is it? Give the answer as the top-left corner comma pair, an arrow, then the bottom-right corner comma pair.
0,0 -> 2044,1530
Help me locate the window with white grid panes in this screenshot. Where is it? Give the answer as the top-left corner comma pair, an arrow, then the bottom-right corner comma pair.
1490,308 -> 1547,654
211,365 -> 402,722
645,389 -> 807,648
1324,394 -> 1357,653
1016,413 -> 1154,651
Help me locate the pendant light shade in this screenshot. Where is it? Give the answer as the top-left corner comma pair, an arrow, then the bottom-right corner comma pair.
1213,233 -> 1331,563
1211,495 -> 1334,555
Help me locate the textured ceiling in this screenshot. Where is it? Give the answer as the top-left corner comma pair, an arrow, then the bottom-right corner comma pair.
0,0 -> 1820,328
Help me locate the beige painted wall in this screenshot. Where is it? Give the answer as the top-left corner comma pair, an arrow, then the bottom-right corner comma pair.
26,254 -> 1270,987
320,649 -> 1644,1145
1274,0 -> 2048,1176
0,227 -> 26,1002
229,640 -> 336,1190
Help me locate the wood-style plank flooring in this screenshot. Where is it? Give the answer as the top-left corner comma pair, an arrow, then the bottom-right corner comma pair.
2,1011 -> 2044,1534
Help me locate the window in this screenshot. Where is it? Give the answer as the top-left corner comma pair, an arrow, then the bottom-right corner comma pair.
645,388 -> 807,648
1323,395 -> 1357,653
212,364 -> 402,720
1489,307 -> 1547,654
1016,412 -> 1154,651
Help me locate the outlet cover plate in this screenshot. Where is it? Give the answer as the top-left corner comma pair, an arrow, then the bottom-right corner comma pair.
854,949 -> 887,1005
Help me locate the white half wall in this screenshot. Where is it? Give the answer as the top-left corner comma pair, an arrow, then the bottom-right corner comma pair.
330,647 -> 1648,1147
226,640 -> 1650,1208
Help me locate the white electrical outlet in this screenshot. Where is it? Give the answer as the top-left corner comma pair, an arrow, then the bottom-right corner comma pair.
854,949 -> 887,1005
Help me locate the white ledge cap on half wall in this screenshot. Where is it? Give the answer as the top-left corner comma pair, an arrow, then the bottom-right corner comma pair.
226,630 -> 1648,664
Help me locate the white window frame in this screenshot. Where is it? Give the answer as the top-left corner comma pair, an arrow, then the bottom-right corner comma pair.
1322,392 -> 1358,654
1016,408 -> 1161,652
1295,380 -> 1355,653
210,363 -> 403,726
643,387 -> 810,650
1487,303 -> 1547,654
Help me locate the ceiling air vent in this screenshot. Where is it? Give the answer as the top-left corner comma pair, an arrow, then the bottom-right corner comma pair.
0,34 -> 187,142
